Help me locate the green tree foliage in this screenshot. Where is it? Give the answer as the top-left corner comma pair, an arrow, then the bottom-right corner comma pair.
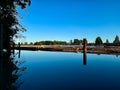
29,42 -> 33,45
106,39 -> 109,44
104,39 -> 109,45
79,40 -> 83,44
113,35 -> 120,46
20,42 -> 24,45
95,36 -> 103,46
69,40 -> 73,45
34,42 -> 40,45
0,0 -> 31,51
72,39 -> 82,45
69,39 -> 83,45
88,43 -> 95,46
24,42 -> 28,45
73,39 -> 80,45
33,41 -> 67,45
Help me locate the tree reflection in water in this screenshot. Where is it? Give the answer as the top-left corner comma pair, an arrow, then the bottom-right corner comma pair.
0,51 -> 26,90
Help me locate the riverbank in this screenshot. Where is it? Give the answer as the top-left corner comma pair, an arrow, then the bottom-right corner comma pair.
14,45 -> 120,55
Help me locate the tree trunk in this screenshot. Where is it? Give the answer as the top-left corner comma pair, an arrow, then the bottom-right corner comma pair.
0,24 -> 3,56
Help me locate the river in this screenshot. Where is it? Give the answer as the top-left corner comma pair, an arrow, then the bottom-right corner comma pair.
15,50 -> 120,90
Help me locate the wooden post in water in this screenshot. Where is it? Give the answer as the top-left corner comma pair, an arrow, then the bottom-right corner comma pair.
18,42 -> 21,58
83,38 -> 87,65
83,38 -> 87,52
83,52 -> 87,65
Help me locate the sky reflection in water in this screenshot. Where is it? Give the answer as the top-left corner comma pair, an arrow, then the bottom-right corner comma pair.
16,50 -> 120,90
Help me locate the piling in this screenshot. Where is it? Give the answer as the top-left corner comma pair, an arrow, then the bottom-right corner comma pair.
83,52 -> 87,65
83,38 -> 87,52
83,38 -> 87,65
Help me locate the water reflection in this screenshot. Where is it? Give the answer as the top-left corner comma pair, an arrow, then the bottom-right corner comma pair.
18,49 -> 21,58
0,51 -> 26,90
83,52 -> 87,65
8,50 -> 120,90
116,54 -> 119,57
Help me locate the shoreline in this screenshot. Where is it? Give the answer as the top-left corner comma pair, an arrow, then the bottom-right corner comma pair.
14,45 -> 120,55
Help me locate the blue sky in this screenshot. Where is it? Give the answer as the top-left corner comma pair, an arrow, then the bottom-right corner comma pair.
18,0 -> 120,43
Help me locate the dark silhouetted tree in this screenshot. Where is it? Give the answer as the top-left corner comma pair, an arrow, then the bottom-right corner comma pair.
0,1 -> 30,89
0,0 -> 31,52
24,42 -> 28,45
70,40 -> 73,45
113,35 -> 120,46
73,39 -> 80,45
29,42 -> 33,45
106,39 -> 109,44
105,39 -> 109,45
95,36 -> 103,46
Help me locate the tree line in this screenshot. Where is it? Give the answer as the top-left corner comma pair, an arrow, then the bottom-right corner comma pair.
95,35 -> 120,46
21,40 -> 67,45
20,39 -> 82,45
20,35 -> 120,46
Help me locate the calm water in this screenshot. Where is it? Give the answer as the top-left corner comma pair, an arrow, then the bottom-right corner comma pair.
15,50 -> 120,90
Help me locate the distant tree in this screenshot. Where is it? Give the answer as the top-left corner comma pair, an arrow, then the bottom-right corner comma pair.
34,42 -> 39,45
106,39 -> 109,44
21,42 -> 24,45
45,41 -> 53,45
73,39 -> 80,45
95,36 -> 103,46
24,42 -> 28,45
29,42 -> 33,45
88,43 -> 95,46
79,40 -> 83,45
52,40 -> 66,45
70,40 -> 73,45
113,35 -> 120,46
33,40 -> 66,45
105,39 -> 109,45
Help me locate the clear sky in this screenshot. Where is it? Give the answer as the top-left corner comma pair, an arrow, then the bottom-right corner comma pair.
18,0 -> 120,43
